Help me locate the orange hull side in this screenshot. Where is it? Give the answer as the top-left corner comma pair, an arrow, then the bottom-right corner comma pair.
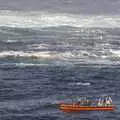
59,104 -> 115,112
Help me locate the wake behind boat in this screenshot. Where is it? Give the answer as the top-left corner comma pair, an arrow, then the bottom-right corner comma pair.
59,96 -> 115,112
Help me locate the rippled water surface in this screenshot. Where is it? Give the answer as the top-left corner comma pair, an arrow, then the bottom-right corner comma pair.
0,66 -> 120,120
0,10 -> 120,120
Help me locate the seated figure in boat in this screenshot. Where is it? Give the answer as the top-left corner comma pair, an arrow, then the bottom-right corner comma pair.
97,98 -> 103,106
105,96 -> 112,106
97,96 -> 112,106
76,97 -> 92,106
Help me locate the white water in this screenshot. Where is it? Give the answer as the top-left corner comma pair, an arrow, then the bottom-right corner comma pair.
0,10 -> 120,28
68,82 -> 91,86
0,51 -> 51,59
0,49 -> 120,64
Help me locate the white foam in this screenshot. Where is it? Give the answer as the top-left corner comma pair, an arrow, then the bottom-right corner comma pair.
0,10 -> 120,28
68,82 -> 91,86
15,63 -> 49,67
0,50 -> 51,59
0,49 -> 119,65
110,49 -> 120,57
6,40 -> 18,43
108,49 -> 120,61
27,44 -> 50,50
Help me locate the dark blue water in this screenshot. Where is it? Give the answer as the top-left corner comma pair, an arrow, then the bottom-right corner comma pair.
0,11 -> 120,119
0,65 -> 120,120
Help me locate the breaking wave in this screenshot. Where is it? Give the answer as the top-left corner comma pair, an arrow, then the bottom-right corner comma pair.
110,49 -> 120,57
0,51 -> 51,59
0,49 -> 120,65
0,63 -> 49,67
0,10 -> 120,28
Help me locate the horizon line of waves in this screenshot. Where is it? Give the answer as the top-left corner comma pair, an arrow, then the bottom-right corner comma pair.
0,10 -> 120,28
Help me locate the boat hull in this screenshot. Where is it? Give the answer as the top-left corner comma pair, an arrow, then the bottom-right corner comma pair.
59,104 -> 115,112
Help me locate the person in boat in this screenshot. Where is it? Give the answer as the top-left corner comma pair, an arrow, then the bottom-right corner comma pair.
76,97 -> 92,106
97,97 -> 106,106
85,99 -> 92,106
105,96 -> 112,106
97,96 -> 113,106
97,97 -> 103,106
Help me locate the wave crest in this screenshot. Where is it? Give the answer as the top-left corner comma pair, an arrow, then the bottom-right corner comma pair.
0,49 -> 120,65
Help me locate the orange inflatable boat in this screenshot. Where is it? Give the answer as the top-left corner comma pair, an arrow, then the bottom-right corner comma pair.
59,103 -> 115,112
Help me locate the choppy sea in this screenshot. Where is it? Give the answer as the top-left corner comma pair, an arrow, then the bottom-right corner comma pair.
0,11 -> 120,120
